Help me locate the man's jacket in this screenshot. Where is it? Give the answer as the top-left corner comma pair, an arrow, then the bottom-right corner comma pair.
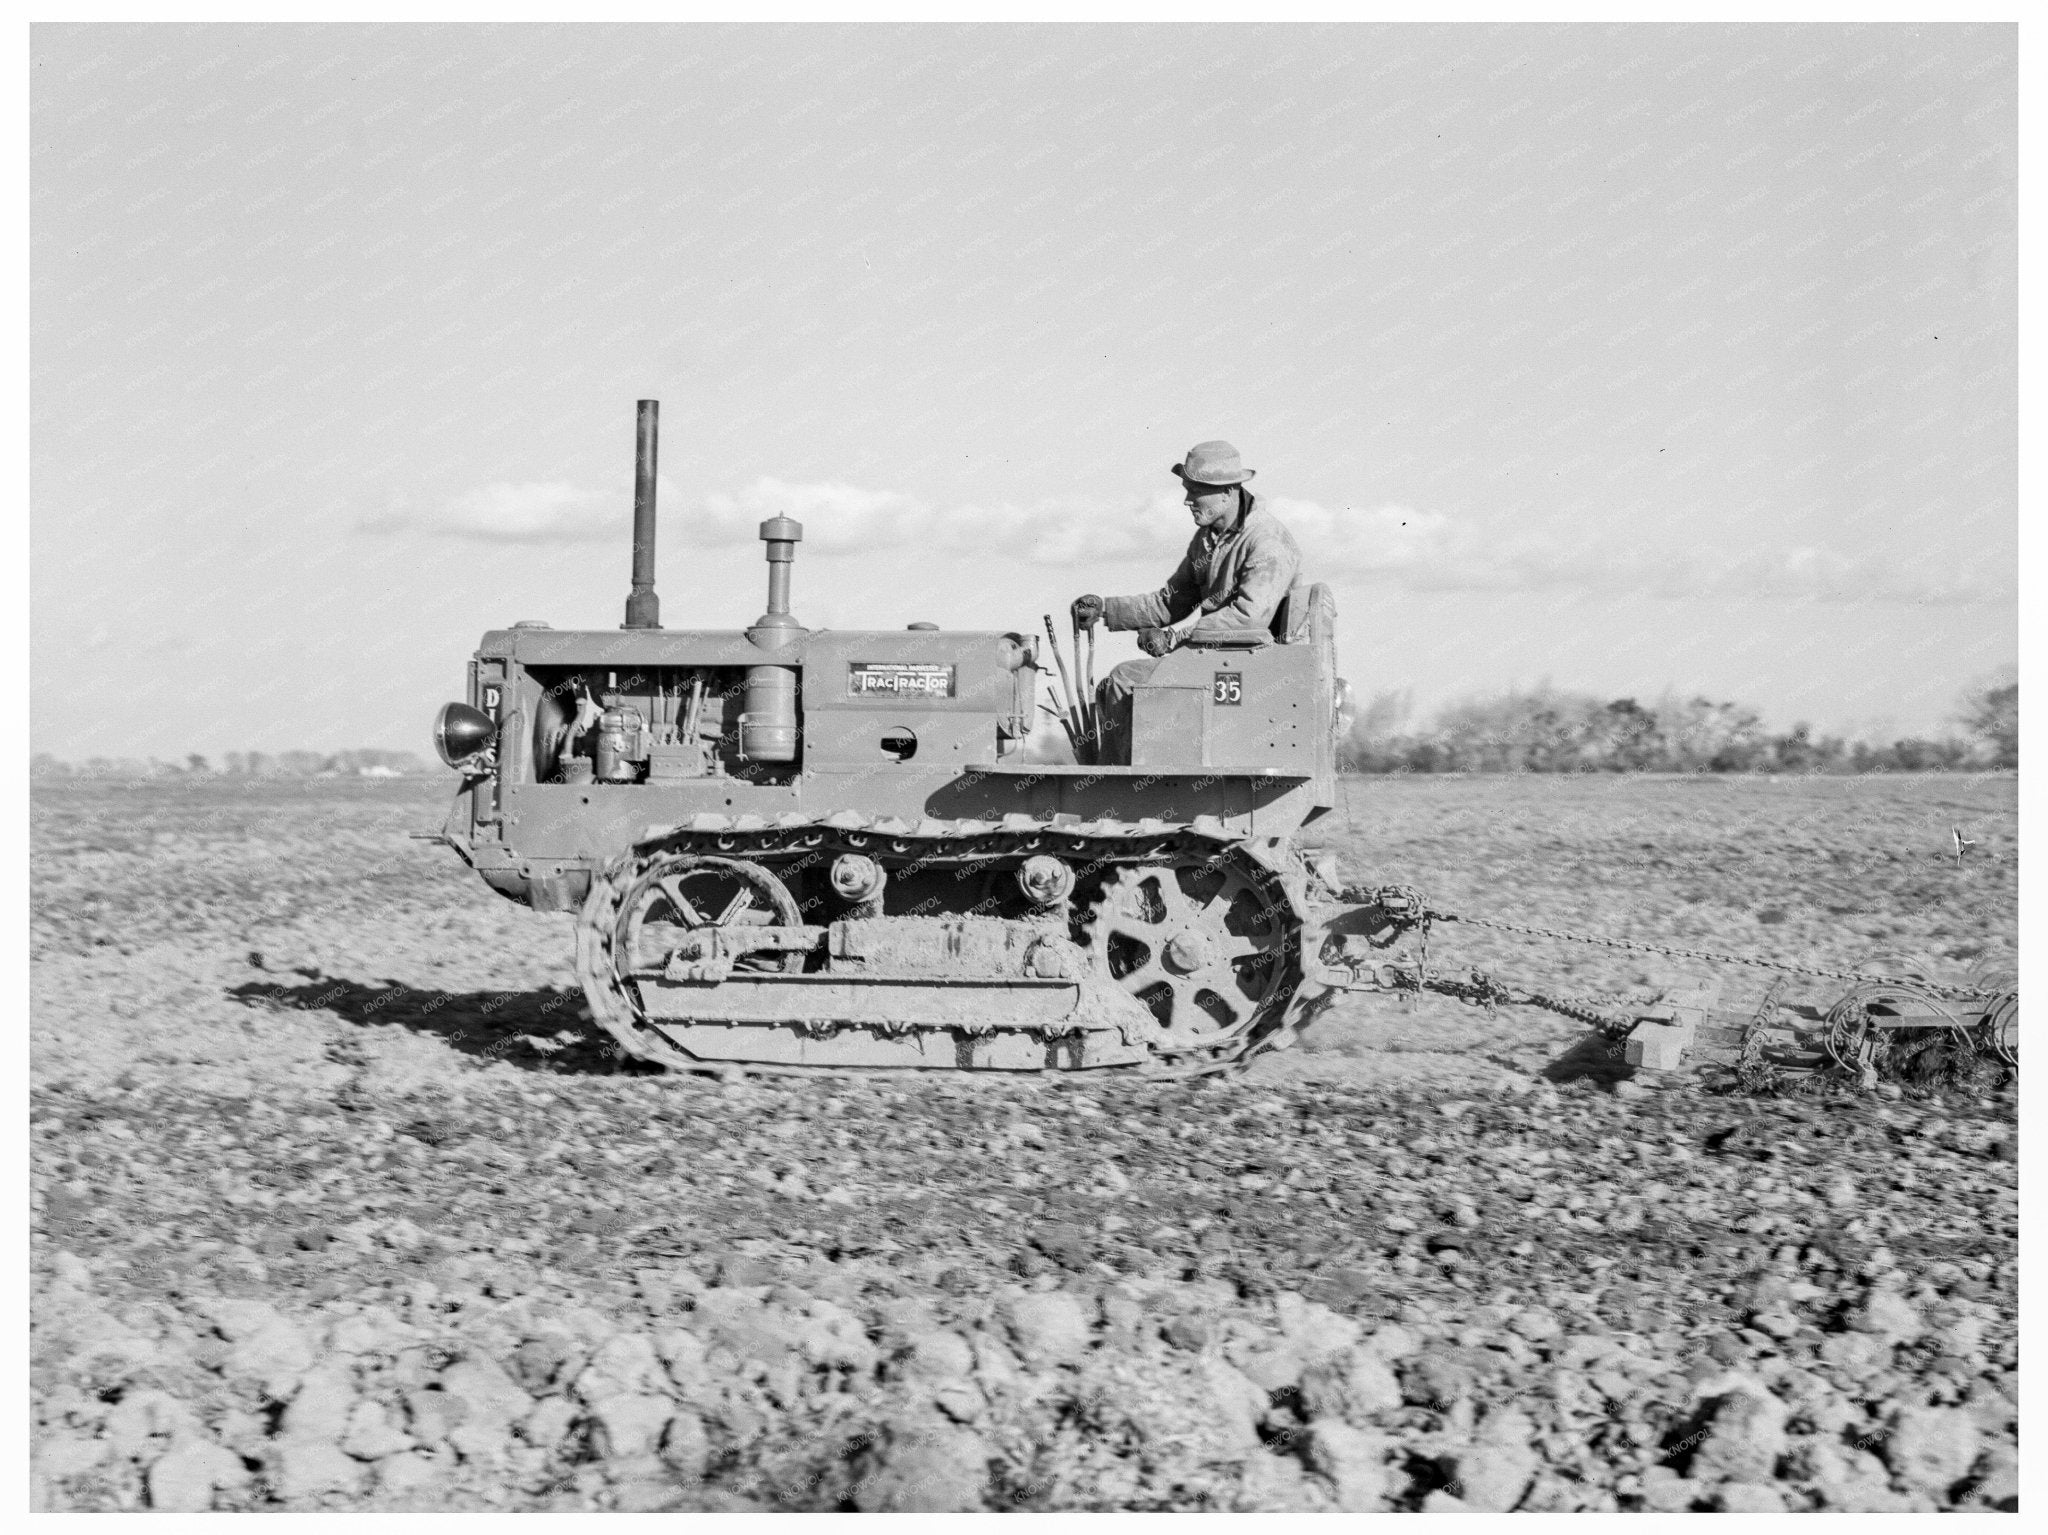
1102,490 -> 1303,640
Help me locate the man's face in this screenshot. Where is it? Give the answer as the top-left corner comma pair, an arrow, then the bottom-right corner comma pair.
1182,480 -> 1238,530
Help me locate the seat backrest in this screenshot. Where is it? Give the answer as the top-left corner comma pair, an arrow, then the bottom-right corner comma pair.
1271,581 -> 1332,644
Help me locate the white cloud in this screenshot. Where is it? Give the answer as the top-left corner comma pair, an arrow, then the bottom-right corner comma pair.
1272,499 -> 2008,606
697,478 -> 929,552
363,480 -> 629,543
371,477 -> 2010,607
1264,497 -> 1459,577
694,478 -> 1174,565
1740,545 -> 1985,605
369,474 -> 1175,562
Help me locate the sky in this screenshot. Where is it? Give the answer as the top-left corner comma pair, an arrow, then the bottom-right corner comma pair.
31,22 -> 2017,761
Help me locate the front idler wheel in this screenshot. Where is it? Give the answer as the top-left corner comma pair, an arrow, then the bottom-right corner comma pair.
578,851 -> 804,1068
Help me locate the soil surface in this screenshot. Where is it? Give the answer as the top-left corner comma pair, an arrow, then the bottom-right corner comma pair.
31,772 -> 2018,1511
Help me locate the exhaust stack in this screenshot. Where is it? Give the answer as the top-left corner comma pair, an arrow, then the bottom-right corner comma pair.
622,399 -> 661,630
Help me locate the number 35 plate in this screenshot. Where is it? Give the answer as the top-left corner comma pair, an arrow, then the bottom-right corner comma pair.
1212,672 -> 1243,706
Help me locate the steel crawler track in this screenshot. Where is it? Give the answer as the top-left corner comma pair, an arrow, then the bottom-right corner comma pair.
576,811 -> 1332,1076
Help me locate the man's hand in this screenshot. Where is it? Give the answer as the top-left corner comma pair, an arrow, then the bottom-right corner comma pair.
1139,615 -> 1204,655
1070,594 -> 1105,628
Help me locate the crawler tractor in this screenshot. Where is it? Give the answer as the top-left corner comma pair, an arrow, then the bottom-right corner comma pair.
430,402 -> 1356,1074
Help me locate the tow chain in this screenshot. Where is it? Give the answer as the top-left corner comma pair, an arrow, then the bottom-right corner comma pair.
1388,970 -> 1639,1036
1343,886 -> 2000,1002
1518,988 -> 1638,1037
1325,883 -> 1645,1034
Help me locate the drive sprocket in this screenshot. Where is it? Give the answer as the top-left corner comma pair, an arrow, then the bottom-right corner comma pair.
1079,861 -> 1298,1052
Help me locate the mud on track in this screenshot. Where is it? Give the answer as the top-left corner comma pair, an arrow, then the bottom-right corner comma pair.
30,772 -> 2018,1511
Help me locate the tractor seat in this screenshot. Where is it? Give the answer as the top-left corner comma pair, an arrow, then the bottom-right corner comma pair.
1179,581 -> 1335,649
1271,581 -> 1334,644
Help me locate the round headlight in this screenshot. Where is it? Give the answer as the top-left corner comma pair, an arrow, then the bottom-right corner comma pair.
433,702 -> 498,768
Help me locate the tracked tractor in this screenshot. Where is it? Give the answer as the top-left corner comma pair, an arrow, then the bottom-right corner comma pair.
431,402 -> 1355,1074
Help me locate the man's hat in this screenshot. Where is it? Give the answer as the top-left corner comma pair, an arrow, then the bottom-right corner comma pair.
1172,440 -> 1255,486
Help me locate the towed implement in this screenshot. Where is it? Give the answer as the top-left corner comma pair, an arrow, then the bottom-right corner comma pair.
430,402 -> 2017,1085
1310,889 -> 2019,1090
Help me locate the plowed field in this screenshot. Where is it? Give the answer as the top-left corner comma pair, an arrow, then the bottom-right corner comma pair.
30,771 -> 2018,1511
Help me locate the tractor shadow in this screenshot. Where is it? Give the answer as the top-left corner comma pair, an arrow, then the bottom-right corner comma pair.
1283,991 -> 1639,1089
224,970 -> 662,1077
230,969 -> 1642,1087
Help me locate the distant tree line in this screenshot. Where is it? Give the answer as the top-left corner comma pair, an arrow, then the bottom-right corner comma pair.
29,682 -> 2018,780
30,748 -> 430,779
1340,680 -> 2017,775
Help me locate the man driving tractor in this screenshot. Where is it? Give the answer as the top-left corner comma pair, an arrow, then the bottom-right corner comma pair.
1071,440 -> 1304,763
